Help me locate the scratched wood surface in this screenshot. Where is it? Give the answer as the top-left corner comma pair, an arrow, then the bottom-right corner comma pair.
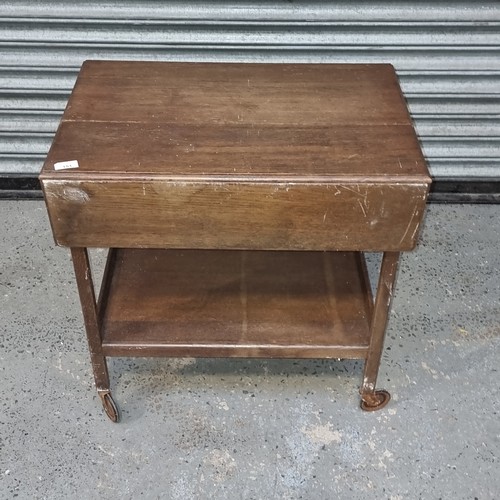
101,249 -> 372,358
40,61 -> 431,250
43,180 -> 427,251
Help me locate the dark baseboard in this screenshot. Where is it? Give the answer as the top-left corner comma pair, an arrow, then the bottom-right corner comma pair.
0,175 -> 43,200
429,178 -> 500,204
1,175 -> 500,203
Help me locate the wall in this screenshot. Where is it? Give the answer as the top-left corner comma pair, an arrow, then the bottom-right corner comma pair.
1,1 -> 499,180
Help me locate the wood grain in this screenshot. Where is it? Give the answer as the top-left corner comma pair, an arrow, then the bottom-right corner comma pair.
40,61 -> 430,181
101,249 -> 372,358
40,61 -> 431,251
43,179 -> 428,251
42,121 -> 427,180
64,62 -> 413,126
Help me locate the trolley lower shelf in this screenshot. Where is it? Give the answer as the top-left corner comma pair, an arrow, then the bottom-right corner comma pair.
98,248 -> 373,359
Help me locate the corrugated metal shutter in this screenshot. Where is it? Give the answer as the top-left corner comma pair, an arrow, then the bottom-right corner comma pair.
1,1 -> 499,180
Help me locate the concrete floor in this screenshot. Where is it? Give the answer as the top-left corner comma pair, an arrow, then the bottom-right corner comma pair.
0,201 -> 499,499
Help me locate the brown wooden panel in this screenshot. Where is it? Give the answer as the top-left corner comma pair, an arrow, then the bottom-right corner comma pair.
40,61 -> 431,252
101,249 -> 371,358
63,61 -> 412,127
42,179 -> 428,251
41,121 -> 427,180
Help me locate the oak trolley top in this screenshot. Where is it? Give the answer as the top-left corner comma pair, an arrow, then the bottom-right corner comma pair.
40,61 -> 431,252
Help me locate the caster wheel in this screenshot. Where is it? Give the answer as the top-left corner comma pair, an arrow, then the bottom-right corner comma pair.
99,391 -> 120,423
360,390 -> 391,412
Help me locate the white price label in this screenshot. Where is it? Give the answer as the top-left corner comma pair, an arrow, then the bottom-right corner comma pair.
54,160 -> 80,171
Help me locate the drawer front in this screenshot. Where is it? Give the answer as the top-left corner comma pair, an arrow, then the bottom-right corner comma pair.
42,179 -> 428,251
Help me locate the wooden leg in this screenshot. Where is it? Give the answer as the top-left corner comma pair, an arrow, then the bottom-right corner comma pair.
71,247 -> 119,422
360,251 -> 400,411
